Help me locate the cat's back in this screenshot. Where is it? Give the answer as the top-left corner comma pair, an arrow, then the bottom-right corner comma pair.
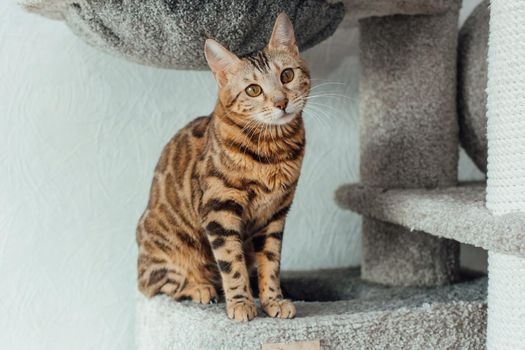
141,115 -> 211,221
154,115 -> 210,176
139,115 -> 211,234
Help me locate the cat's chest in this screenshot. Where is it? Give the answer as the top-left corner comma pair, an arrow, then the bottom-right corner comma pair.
247,189 -> 288,222
251,156 -> 302,189
244,161 -> 301,220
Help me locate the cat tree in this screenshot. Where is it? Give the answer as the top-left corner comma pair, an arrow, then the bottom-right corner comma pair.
21,0 -> 525,348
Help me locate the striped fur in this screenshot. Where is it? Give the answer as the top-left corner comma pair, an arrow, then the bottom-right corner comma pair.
136,13 -> 310,322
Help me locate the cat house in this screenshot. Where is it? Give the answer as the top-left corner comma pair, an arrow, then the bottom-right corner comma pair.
19,0 -> 525,348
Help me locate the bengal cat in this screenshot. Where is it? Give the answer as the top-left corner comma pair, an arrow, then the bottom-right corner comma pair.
136,13 -> 310,322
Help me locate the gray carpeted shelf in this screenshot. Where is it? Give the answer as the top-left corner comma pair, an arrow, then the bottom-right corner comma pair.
335,182 -> 525,257
137,268 -> 487,349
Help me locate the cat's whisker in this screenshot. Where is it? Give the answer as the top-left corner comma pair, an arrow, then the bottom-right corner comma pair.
225,117 -> 262,160
309,82 -> 346,92
310,78 -> 346,84
303,108 -> 327,129
225,117 -> 253,148
263,122 -> 271,163
293,97 -> 338,113
304,102 -> 334,118
303,93 -> 355,101
243,119 -> 262,150
267,119 -> 277,144
256,119 -> 264,162
304,108 -> 336,123
254,111 -> 274,163
302,105 -> 331,129
303,100 -> 339,113
245,116 -> 266,157
266,122 -> 276,162
304,111 -> 329,129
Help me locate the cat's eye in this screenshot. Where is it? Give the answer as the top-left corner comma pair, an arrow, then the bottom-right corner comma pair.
280,68 -> 295,84
245,84 -> 262,97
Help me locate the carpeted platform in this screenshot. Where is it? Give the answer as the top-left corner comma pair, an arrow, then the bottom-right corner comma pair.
18,0 -> 344,70
335,182 -> 525,257
137,268 -> 487,350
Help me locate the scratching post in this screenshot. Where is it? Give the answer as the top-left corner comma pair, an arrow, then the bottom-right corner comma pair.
485,0 -> 525,348
486,254 -> 525,349
359,6 -> 460,286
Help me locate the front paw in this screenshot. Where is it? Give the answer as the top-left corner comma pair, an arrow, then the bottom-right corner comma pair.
262,298 -> 296,319
226,299 -> 257,322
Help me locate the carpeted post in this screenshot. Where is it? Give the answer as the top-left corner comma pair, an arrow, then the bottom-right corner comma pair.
485,0 -> 525,348
358,6 -> 461,286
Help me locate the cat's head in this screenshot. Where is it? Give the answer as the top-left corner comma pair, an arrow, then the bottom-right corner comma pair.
204,13 -> 310,126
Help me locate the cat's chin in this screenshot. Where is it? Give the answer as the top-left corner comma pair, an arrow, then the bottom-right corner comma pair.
263,112 -> 298,126
275,113 -> 298,125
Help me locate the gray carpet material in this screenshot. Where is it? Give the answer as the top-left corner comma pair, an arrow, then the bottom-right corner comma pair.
359,10 -> 460,189
361,219 -> 460,287
335,182 -> 525,257
19,0 -> 344,70
358,9 -> 460,286
458,0 -> 489,174
137,268 -> 487,350
337,0 -> 459,27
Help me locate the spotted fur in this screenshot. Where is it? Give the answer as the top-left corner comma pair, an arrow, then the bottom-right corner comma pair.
136,13 -> 310,322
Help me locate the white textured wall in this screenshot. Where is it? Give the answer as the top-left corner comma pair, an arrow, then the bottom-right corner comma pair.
0,1 -> 482,349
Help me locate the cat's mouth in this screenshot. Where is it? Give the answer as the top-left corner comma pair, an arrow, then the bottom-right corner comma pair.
269,111 -> 296,125
269,110 -> 297,125
252,109 -> 298,126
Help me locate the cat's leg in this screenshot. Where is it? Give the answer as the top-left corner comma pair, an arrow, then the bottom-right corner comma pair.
169,265 -> 220,304
169,282 -> 218,304
137,249 -> 186,298
253,210 -> 296,319
201,191 -> 256,322
139,247 -> 219,304
137,212 -> 218,304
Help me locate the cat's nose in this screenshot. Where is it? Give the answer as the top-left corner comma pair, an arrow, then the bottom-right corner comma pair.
275,98 -> 288,111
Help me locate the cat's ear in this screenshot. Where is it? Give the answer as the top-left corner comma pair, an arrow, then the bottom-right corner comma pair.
268,13 -> 299,56
204,39 -> 240,86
